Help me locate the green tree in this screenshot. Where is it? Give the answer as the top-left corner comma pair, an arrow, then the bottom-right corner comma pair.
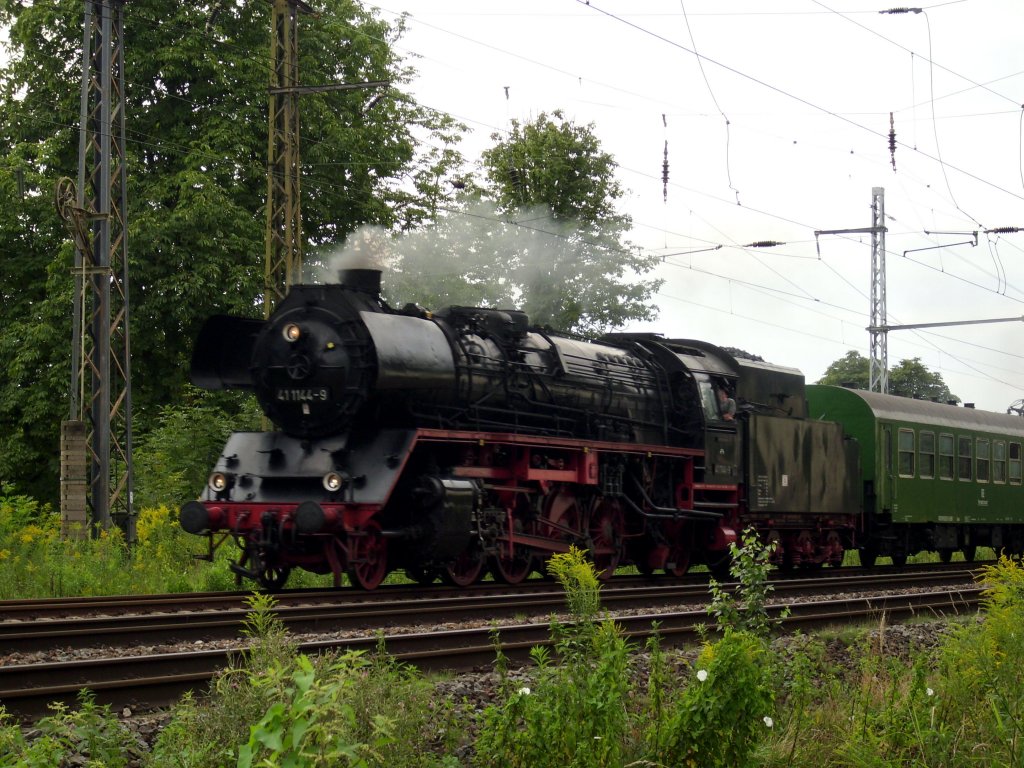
889,357 -> 959,403
0,0 -> 466,504
816,350 -> 870,390
483,111 -> 662,334
389,110 -> 663,336
816,352 -> 959,403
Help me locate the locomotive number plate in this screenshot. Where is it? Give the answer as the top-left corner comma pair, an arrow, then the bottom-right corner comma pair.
275,387 -> 330,403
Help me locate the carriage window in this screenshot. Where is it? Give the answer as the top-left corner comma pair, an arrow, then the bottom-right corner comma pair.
994,441 -> 1006,483
976,439 -> 990,482
919,431 -> 935,479
938,433 -> 954,480
898,429 -> 915,477
1010,443 -> 1022,485
958,436 -> 973,481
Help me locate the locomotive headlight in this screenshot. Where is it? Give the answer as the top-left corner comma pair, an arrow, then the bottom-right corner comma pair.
283,323 -> 302,343
322,471 -> 347,492
208,472 -> 231,492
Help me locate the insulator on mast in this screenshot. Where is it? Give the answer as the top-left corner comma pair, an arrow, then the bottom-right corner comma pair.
888,112 -> 897,172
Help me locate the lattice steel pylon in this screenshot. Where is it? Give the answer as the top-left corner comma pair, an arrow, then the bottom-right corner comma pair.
264,0 -> 310,317
57,0 -> 134,540
868,187 -> 888,394
814,187 -> 889,394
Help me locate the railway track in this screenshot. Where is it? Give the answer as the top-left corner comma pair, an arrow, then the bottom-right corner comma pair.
0,565 -> 980,653
0,567 -> 983,720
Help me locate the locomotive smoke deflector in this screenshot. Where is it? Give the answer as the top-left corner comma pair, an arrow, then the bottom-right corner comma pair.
191,314 -> 262,390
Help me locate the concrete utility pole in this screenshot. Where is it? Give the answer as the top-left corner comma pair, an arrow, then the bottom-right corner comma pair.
57,0 -> 134,541
815,187 -> 889,393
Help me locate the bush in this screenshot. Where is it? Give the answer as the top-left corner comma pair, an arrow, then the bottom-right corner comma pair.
652,630 -> 775,767
0,693 -> 141,767
150,594 -> 461,768
0,482 -> 239,597
475,546 -> 778,767
133,393 -> 259,511
475,548 -> 633,768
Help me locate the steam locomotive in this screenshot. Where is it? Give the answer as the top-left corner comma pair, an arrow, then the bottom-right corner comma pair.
180,265 -> 1024,589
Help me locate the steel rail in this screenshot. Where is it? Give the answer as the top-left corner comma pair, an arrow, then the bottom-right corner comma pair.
0,569 -> 978,654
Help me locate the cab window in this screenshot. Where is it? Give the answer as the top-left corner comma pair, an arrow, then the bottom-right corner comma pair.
898,429 -> 915,477
695,375 -> 720,424
919,431 -> 935,478
938,433 -> 954,480
958,436 -> 972,481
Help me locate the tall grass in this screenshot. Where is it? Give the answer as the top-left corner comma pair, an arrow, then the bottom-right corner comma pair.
0,489 -> 238,597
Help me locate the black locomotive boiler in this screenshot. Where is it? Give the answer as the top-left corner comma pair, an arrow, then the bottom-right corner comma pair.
180,266 -> 858,589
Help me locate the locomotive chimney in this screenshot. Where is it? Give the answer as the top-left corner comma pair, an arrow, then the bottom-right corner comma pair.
335,227 -> 386,297
338,267 -> 382,297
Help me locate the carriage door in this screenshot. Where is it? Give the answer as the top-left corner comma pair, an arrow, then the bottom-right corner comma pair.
881,425 -> 895,514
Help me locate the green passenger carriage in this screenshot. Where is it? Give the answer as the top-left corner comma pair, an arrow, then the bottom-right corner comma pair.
806,384 -> 1024,565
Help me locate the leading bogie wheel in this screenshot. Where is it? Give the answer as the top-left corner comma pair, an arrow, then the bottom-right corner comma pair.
347,520 -> 389,590
258,565 -> 291,592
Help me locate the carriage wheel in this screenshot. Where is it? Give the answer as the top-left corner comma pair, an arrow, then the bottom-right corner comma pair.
491,543 -> 533,584
442,547 -> 485,587
890,553 -> 908,567
859,544 -> 878,568
961,545 -> 976,562
824,530 -> 844,567
491,512 -> 533,585
347,521 -> 388,590
538,488 -> 583,576
938,548 -> 954,564
540,488 -> 582,541
665,545 -> 691,578
257,564 -> 291,591
663,522 -> 692,577
635,549 -> 658,577
588,500 -> 624,580
707,553 -> 732,581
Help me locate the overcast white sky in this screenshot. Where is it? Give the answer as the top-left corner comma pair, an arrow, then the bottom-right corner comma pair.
371,0 -> 1024,412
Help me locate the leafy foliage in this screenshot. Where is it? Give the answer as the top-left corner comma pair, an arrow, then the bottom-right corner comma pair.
0,489 -> 241,597
153,596 -> 460,768
475,548 -> 633,767
388,111 -> 663,336
132,391 -> 260,510
707,527 -> 789,638
816,351 -> 959,403
889,357 -> 960,403
0,692 -> 140,767
0,0 -> 467,505
652,631 -> 775,768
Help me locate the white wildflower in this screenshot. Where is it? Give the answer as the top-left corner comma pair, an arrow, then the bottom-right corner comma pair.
696,669 -> 708,682
517,686 -> 531,696
926,688 -> 934,697
763,716 -> 774,729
